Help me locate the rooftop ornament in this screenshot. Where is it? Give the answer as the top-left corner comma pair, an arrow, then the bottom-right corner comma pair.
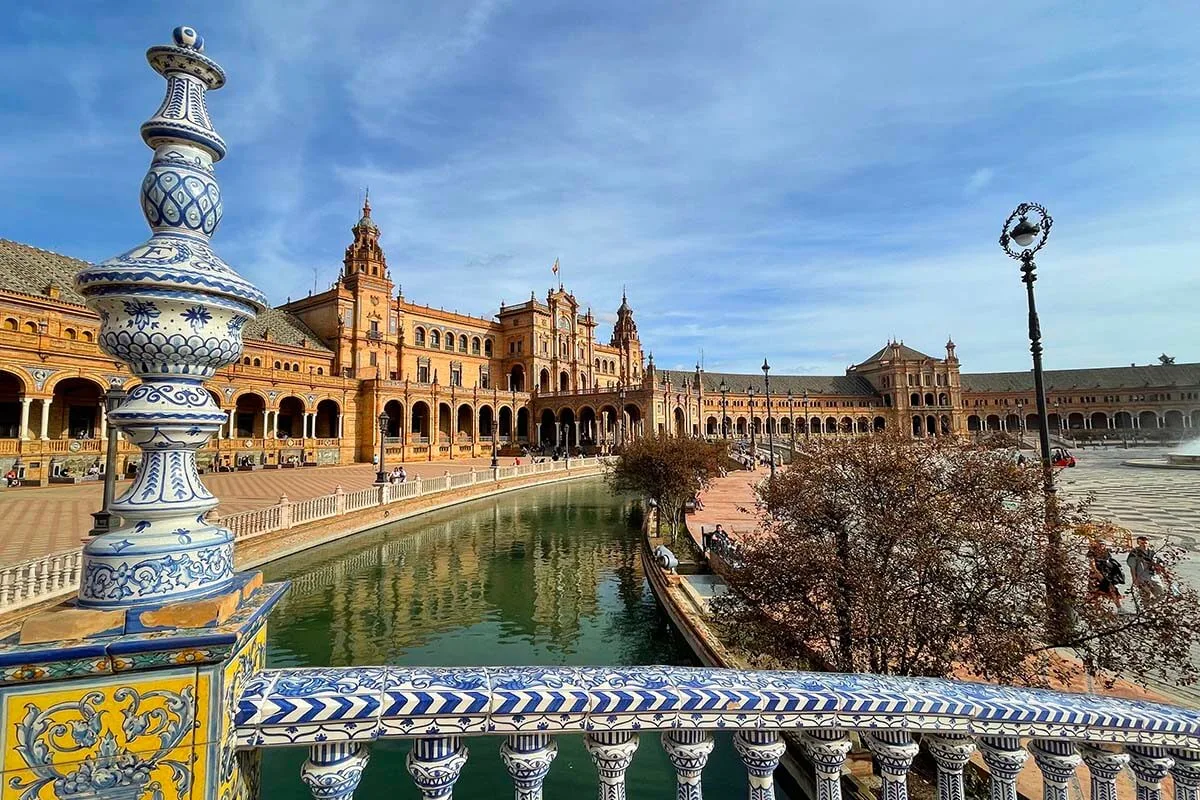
73,26 -> 267,609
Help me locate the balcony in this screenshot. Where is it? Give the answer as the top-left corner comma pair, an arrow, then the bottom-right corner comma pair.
235,664 -> 1200,799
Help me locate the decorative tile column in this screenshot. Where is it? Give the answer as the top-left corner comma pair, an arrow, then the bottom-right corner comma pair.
73,21 -> 267,610
0,26 -> 289,800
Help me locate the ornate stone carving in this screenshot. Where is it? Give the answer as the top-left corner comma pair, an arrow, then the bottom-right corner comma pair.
73,26 -> 266,608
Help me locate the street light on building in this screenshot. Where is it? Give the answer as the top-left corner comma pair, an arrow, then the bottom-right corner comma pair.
1000,201 -> 1067,640
762,359 -> 775,480
718,379 -> 729,440
375,412 -> 389,484
802,390 -> 810,441
89,387 -> 128,537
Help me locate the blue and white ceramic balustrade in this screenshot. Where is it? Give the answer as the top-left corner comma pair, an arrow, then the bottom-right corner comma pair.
73,25 -> 267,609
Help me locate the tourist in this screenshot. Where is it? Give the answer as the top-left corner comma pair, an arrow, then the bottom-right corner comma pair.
397,466 -> 407,483
85,461 -> 101,478
4,467 -> 18,487
1089,541 -> 1124,607
1127,536 -> 1165,600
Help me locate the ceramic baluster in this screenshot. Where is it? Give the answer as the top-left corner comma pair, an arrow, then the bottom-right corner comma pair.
863,731 -> 920,800
1030,739 -> 1082,800
734,729 -> 788,800
1169,748 -> 1200,800
978,736 -> 1029,800
500,733 -> 558,800
926,733 -> 977,800
406,736 -> 469,799
73,25 -> 267,608
662,729 -> 715,800
301,742 -> 371,800
1128,745 -> 1175,800
1080,745 -> 1130,800
584,731 -> 640,800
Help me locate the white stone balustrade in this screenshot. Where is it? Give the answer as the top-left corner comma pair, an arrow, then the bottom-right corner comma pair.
233,666 -> 1200,800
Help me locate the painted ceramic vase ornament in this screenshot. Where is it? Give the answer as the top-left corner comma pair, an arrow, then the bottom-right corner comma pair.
73,27 -> 267,608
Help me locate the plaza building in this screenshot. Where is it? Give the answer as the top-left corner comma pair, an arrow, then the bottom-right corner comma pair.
3,202 -> 1199,483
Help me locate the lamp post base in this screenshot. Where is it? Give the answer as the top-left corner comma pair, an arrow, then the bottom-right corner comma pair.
88,510 -> 114,538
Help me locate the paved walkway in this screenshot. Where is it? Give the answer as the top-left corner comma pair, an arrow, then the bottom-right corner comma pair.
687,469 -> 761,549
0,458 -> 497,565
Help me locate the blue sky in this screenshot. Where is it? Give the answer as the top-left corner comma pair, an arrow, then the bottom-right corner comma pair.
3,1 -> 1199,375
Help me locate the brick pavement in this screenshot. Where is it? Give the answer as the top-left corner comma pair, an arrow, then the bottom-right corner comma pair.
688,469 -> 762,549
0,458 -> 497,565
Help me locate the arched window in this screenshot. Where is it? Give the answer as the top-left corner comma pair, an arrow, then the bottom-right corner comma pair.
274,361 -> 282,370
595,358 -> 601,371
484,339 -> 492,357
64,328 -> 77,340
2,318 -> 16,331
459,334 -> 468,353
253,358 -> 261,367
316,367 -> 324,375
23,321 -> 37,334
243,357 -> 251,365
82,330 -> 94,342
414,327 -> 426,346
293,362 -> 300,371
430,330 -> 440,348
471,337 -> 481,355
445,332 -> 455,351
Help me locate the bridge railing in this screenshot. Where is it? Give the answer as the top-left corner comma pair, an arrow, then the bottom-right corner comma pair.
0,457 -> 609,614
234,664 -> 1200,800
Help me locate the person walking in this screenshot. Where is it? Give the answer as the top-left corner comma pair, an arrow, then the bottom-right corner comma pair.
1090,541 -> 1125,608
1127,536 -> 1165,602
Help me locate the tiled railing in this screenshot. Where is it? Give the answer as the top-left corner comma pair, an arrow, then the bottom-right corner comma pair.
0,458 -> 607,615
234,664 -> 1200,800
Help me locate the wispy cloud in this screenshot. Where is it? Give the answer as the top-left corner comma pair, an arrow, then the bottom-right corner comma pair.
1,0 -> 1199,374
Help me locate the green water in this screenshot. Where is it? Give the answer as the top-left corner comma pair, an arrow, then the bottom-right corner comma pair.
260,477 -> 755,798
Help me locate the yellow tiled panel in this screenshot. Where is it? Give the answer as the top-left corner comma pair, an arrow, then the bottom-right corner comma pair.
1,742 -> 197,800
1,668 -> 199,775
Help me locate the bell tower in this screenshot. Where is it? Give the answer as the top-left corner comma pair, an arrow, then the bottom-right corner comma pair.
611,289 -> 644,387
339,194 -> 394,378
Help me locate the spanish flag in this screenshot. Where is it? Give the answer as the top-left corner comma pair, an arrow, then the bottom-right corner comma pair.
552,257 -> 559,275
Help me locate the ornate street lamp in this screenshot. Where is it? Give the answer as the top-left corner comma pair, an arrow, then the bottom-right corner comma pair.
89,387 -> 128,537
747,385 -> 756,463
375,412 -> 389,484
802,390 -> 810,441
1000,201 -> 1067,640
718,379 -> 729,440
762,359 -> 775,480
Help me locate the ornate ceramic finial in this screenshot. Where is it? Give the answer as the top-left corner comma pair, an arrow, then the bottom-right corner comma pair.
73,27 -> 267,609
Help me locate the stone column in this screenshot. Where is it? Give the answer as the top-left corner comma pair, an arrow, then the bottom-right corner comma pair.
734,730 -> 787,800
500,733 -> 558,800
98,403 -> 107,439
227,411 -> 236,439
18,397 -> 30,440
301,741 -> 371,800
337,412 -> 344,439
585,731 -> 639,800
39,397 -> 50,439
262,409 -> 270,439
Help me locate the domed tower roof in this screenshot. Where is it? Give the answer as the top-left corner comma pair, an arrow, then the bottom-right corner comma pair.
343,192 -> 386,279
611,288 -> 638,344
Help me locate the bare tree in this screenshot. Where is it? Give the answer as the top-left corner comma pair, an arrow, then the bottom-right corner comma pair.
712,433 -> 1200,687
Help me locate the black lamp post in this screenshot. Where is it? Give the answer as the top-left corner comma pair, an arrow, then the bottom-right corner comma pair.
762,360 -> 776,479
1015,400 -> 1025,444
1000,201 -> 1067,640
747,386 -> 756,463
89,387 -> 128,536
375,411 -> 389,484
802,390 -> 810,441
718,379 -> 729,440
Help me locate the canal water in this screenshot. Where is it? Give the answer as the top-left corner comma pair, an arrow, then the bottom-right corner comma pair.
260,477 -> 757,798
